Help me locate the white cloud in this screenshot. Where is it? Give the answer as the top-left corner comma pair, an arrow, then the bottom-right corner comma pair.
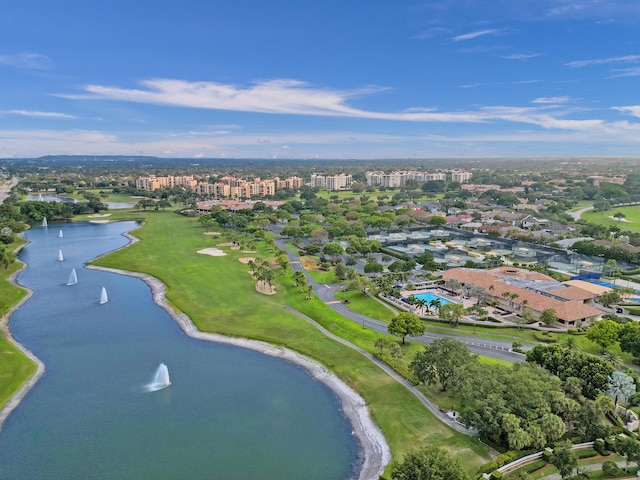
565,54 -> 640,68
59,77 -> 597,130
609,67 -> 640,78
532,96 -> 570,104
0,53 -> 50,69
613,106 -> 640,118
502,53 -> 540,60
451,29 -> 502,42
6,110 -> 77,119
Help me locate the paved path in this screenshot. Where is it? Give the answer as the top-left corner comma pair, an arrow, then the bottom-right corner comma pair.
284,306 -> 475,435
539,460 -> 637,479
277,239 -> 526,363
569,205 -> 594,221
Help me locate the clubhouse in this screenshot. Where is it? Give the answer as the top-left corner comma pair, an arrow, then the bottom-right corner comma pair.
442,267 -> 603,326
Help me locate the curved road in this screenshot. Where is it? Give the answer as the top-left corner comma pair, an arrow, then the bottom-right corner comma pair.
277,239 -> 526,363
569,205 -> 594,221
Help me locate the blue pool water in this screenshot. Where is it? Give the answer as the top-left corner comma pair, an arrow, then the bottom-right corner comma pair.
412,291 -> 453,307
589,279 -> 640,297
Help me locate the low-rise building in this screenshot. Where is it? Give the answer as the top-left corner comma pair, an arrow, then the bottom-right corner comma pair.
442,267 -> 602,326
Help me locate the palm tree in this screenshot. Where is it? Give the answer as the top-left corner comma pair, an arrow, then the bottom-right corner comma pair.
415,298 -> 428,315
445,279 -> 460,295
429,298 -> 442,314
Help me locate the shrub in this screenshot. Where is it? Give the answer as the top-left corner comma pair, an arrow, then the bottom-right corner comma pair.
491,471 -> 502,479
525,460 -> 548,474
594,438 -> 605,454
576,449 -> 598,459
602,460 -> 620,476
533,331 -> 558,343
601,450 -> 612,456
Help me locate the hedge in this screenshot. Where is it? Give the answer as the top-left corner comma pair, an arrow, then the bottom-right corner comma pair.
477,450 -> 526,474
524,460 -> 548,474
379,246 -> 413,261
576,449 -> 598,459
533,331 -> 558,343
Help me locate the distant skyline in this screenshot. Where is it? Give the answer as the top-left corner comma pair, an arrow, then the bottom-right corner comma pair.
1,1 -> 640,159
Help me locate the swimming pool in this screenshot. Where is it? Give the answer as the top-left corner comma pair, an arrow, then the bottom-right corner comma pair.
411,291 -> 453,307
589,279 -> 640,296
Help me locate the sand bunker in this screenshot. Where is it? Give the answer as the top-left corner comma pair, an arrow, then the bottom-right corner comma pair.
608,216 -> 631,222
197,248 -> 227,257
203,231 -> 221,236
217,242 -> 234,247
89,220 -> 111,224
88,213 -> 112,218
238,257 -> 256,264
256,282 -> 276,295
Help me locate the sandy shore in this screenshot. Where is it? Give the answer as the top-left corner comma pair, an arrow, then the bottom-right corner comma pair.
85,263 -> 391,479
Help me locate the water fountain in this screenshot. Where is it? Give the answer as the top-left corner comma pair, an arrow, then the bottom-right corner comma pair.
67,269 -> 77,286
99,286 -> 108,304
58,230 -> 63,238
38,193 -> 44,201
42,217 -> 48,227
145,363 -> 171,392
57,249 -> 64,262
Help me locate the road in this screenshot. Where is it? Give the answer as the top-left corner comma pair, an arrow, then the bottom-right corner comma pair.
0,176 -> 18,204
277,239 -> 526,363
569,205 -> 594,221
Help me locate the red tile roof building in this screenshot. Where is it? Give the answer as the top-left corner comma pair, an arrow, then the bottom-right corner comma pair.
442,267 -> 602,326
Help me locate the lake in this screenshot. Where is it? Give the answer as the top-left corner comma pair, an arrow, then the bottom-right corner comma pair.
0,221 -> 359,479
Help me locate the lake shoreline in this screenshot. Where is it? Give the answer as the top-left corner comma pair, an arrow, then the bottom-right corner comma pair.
0,237 -> 46,433
87,231 -> 390,480
1,222 -> 390,478
85,261 -> 391,480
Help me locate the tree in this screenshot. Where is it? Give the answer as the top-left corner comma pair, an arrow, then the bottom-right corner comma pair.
550,441 -> 578,479
322,242 -> 343,261
428,215 -> 447,226
156,199 -> 172,211
586,320 -> 620,354
526,344 -> 614,399
617,437 -> 640,468
293,270 -> 306,288
387,312 -> 425,345
0,248 -> 16,269
619,321 -> 640,359
517,307 -> 534,329
613,212 -> 626,223
539,308 -> 558,326
389,445 -> 471,480
364,261 -> 384,275
606,371 -> 636,406
410,338 -> 477,392
438,302 -> 466,327
599,290 -> 621,307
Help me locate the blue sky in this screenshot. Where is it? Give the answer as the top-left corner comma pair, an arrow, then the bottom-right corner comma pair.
1,0 -> 640,159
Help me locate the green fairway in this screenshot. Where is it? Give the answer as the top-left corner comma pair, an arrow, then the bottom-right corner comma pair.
89,211 -> 491,472
0,238 -> 37,409
334,289 -> 397,322
582,205 -> 640,233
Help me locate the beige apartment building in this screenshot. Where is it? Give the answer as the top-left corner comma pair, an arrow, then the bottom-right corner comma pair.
139,174 -> 301,199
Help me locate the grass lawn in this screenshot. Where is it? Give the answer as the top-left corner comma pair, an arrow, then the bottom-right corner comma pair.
0,237 -> 37,409
334,289 -> 397,322
523,453 -> 626,479
88,210 -> 491,473
582,205 -> 640,233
